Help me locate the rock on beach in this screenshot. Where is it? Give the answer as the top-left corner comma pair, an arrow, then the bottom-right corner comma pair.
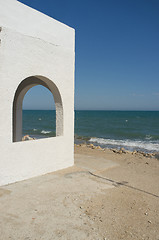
75,143 -> 156,158
22,135 -> 36,141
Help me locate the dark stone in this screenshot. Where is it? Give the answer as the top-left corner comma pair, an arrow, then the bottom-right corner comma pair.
155,154 -> 159,160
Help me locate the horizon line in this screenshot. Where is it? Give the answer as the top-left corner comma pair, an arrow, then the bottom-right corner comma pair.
23,109 -> 159,111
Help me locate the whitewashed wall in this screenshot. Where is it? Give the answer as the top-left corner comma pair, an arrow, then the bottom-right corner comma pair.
0,0 -> 75,186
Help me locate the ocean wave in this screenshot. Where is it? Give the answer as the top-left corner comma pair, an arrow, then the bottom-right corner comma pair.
145,135 -> 152,140
41,130 -> 51,134
89,137 -> 159,152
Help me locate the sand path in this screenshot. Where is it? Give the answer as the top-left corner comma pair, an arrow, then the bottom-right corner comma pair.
0,146 -> 159,240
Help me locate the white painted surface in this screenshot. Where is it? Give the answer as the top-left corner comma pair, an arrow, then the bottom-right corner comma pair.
0,0 -> 75,186
0,0 -> 75,50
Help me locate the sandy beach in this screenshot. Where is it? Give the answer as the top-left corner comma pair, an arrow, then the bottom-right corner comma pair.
0,145 -> 159,240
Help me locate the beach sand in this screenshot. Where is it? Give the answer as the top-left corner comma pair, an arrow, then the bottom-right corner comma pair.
0,145 -> 159,239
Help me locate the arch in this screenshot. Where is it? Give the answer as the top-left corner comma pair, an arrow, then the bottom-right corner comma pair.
13,76 -> 63,142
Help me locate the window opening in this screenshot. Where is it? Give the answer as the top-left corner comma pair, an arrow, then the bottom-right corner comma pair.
13,76 -> 63,142
22,85 -> 56,141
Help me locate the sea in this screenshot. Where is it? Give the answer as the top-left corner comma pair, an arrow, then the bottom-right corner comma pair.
23,110 -> 159,153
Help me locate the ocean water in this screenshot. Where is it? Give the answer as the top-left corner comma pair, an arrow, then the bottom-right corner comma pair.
23,110 -> 159,153
23,110 -> 56,138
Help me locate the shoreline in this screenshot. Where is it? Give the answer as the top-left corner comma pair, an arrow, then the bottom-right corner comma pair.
75,137 -> 159,154
75,142 -> 159,158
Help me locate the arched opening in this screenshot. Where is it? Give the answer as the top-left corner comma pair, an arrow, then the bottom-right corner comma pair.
23,85 -> 56,139
13,76 -> 63,142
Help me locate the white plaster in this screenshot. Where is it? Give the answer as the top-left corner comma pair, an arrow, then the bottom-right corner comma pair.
0,0 -> 75,50
0,0 -> 75,186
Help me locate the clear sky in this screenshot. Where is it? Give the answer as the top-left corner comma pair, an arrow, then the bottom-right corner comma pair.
21,0 -> 159,111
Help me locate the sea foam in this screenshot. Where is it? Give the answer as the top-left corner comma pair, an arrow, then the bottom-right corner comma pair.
41,130 -> 51,134
89,137 -> 159,152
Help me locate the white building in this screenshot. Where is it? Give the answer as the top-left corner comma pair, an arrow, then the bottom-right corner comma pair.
0,0 -> 75,186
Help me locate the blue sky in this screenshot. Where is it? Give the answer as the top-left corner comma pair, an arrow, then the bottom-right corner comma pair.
21,0 -> 159,110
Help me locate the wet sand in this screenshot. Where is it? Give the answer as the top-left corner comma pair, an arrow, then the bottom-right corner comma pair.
0,145 -> 159,240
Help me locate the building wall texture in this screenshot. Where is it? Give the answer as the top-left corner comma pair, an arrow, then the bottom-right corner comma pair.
0,0 -> 75,186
